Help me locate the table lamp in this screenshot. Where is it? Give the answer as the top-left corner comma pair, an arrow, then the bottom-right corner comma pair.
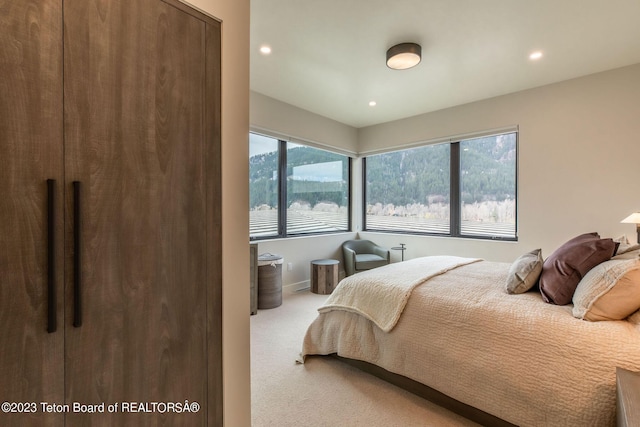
621,212 -> 640,243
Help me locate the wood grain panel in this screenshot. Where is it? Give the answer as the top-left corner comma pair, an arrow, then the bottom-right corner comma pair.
0,1 -> 64,426
617,368 -> 640,427
204,18 -> 223,427
64,0 -> 211,424
311,260 -> 339,294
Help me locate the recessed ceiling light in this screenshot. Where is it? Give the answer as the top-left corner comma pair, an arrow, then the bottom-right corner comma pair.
369,101 -> 377,107
529,51 -> 543,60
260,45 -> 272,55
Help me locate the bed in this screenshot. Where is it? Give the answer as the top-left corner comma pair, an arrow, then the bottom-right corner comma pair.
300,244 -> 640,426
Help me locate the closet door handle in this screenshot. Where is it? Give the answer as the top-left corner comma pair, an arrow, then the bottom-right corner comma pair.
47,179 -> 57,333
73,181 -> 82,327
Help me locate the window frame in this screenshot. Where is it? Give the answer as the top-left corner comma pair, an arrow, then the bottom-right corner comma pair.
250,134 -> 352,241
363,132 -> 518,241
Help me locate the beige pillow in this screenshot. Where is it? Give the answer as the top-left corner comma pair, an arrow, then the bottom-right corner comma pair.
505,249 -> 543,294
612,248 -> 640,260
572,258 -> 640,321
613,235 -> 640,257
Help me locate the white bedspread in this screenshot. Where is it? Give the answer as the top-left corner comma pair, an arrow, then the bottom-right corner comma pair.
318,256 -> 480,332
302,259 -> 640,427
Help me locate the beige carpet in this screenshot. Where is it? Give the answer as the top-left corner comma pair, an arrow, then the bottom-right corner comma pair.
250,288 -> 480,427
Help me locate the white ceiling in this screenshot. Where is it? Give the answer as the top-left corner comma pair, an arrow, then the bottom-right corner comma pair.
250,0 -> 640,128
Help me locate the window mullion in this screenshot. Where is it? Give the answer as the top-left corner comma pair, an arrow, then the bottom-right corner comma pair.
278,139 -> 287,237
450,142 -> 461,237
361,157 -> 367,231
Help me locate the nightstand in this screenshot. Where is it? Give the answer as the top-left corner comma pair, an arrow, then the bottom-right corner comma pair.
617,367 -> 640,427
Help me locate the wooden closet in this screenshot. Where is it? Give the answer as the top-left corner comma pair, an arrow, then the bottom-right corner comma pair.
0,0 -> 222,426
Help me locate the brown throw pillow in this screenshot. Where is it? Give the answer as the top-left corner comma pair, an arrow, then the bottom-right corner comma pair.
539,232 -> 617,305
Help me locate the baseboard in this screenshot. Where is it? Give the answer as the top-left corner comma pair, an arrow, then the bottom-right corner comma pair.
283,280 -> 311,294
283,269 -> 347,294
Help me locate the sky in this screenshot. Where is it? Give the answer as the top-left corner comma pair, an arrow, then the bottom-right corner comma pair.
249,133 -> 278,157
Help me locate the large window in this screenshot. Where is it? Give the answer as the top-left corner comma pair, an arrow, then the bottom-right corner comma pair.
459,134 -> 517,238
365,143 -> 451,234
364,132 -> 517,240
250,133 -> 351,239
249,133 -> 279,238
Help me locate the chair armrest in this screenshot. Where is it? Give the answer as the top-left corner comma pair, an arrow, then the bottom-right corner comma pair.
372,245 -> 390,262
342,246 -> 357,276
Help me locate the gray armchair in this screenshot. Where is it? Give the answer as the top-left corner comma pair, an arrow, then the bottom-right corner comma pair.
342,239 -> 390,276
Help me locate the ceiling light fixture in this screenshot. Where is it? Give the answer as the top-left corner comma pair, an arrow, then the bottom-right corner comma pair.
260,45 -> 272,55
369,101 -> 377,107
386,43 -> 422,70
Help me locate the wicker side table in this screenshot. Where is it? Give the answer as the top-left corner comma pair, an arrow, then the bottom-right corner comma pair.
249,243 -> 258,314
257,253 -> 283,309
310,259 -> 339,294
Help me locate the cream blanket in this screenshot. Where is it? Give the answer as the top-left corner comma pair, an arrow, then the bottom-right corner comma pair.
318,256 -> 481,332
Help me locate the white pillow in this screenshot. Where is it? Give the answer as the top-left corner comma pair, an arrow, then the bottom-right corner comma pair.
572,258 -> 640,321
505,249 -> 543,294
612,248 -> 640,260
613,235 -> 640,257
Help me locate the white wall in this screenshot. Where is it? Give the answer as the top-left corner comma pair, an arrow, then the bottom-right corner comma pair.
255,233 -> 356,292
252,64 -> 640,287
251,91 -> 358,154
183,1 -> 251,425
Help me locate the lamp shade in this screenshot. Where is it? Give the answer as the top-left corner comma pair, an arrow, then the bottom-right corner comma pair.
621,212 -> 640,224
386,43 -> 421,70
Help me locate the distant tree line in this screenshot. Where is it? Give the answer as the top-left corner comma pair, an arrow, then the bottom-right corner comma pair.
249,146 -> 349,209
366,135 -> 516,206
249,135 -> 516,210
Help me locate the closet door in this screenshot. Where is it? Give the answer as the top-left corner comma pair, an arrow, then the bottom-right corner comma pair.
63,0 -> 219,424
0,1 -> 64,426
